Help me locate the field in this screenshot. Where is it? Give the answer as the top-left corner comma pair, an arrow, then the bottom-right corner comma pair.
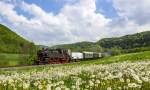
0,51 -> 150,90
0,53 -> 29,67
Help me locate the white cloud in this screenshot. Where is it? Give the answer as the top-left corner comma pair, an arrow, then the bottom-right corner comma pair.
0,1 -> 27,24
112,0 -> 150,25
0,0 -> 111,45
101,0 -> 150,37
0,0 -> 149,45
52,0 -> 78,3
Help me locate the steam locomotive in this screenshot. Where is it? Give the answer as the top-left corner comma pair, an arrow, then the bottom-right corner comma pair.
36,48 -> 103,65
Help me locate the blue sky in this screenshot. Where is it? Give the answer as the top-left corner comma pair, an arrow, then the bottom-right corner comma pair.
0,0 -> 149,45
15,0 -> 118,19
96,0 -> 118,18
25,0 -> 67,14
24,0 -> 118,18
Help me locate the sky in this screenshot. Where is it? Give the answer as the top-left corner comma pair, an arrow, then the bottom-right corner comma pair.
0,0 -> 150,45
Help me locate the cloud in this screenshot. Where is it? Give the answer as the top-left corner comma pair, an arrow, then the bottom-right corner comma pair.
0,0 -> 149,45
52,0 -> 78,3
102,0 -> 150,37
112,0 -> 150,25
0,0 -> 111,45
0,1 -> 27,24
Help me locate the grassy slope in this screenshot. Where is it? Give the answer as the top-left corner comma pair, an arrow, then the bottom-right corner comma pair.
90,51 -> 150,64
0,24 -> 34,53
0,24 -> 37,67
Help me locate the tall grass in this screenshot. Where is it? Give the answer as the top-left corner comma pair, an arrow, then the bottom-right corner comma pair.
0,53 -> 29,67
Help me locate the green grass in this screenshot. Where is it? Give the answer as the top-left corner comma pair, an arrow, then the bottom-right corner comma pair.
100,50 -> 150,63
0,51 -> 150,72
0,53 -> 29,67
78,50 -> 150,65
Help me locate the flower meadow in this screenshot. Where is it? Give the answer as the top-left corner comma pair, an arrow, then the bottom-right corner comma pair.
0,61 -> 150,90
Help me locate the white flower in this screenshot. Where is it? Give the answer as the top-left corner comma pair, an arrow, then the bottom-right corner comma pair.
119,78 -> 124,82
95,79 -> 100,84
89,80 -> 94,86
59,81 -> 64,85
71,85 -> 76,89
18,83 -> 22,87
118,87 -> 122,89
56,87 -> 61,90
23,82 -> 30,89
76,79 -> 81,86
91,75 -> 96,78
38,85 -> 43,89
46,84 -> 51,90
34,82 -> 38,86
128,83 -> 140,88
132,74 -> 142,83
141,77 -> 149,82
8,79 -> 14,84
85,85 -> 89,88
117,72 -> 123,78
126,79 -> 130,83
107,87 -> 112,90
65,88 -> 70,90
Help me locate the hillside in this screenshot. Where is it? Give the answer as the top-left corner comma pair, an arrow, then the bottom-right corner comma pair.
52,41 -> 102,52
52,31 -> 150,53
0,24 -> 35,53
97,31 -> 150,49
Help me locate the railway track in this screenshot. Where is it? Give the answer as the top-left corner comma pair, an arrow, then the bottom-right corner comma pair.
0,64 -> 63,70
0,62 -> 79,70
0,59 -> 100,70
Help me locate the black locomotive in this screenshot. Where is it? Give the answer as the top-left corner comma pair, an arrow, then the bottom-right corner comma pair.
36,48 -> 71,64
